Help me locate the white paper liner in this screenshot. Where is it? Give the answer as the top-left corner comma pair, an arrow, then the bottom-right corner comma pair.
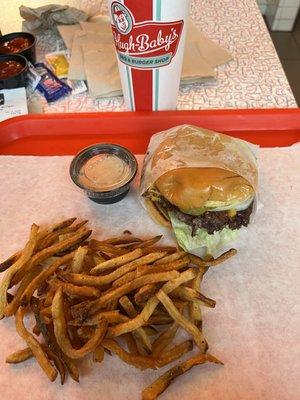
0,147 -> 299,400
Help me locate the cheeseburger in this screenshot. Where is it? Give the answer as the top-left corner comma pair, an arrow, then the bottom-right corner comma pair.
140,125 -> 258,257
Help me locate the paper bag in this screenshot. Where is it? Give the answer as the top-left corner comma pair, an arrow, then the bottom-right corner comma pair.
83,43 -> 122,98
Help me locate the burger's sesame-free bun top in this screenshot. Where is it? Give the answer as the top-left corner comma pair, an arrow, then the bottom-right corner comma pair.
156,167 -> 255,214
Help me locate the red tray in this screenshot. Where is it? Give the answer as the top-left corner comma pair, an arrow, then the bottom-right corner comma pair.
0,109 -> 299,155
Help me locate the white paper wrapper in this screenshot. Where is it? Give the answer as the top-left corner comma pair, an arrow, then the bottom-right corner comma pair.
140,125 -> 258,195
139,125 -> 259,257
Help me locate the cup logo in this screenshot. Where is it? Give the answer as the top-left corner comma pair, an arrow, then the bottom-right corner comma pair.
110,2 -> 184,70
111,2 -> 133,35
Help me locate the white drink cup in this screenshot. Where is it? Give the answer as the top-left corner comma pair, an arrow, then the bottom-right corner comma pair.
107,0 -> 190,111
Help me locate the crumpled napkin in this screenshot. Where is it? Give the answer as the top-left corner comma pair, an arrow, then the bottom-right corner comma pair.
19,4 -> 88,32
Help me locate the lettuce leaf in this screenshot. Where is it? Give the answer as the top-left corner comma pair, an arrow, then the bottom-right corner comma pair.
169,212 -> 239,258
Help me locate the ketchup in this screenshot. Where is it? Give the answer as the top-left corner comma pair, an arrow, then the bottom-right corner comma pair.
0,60 -> 24,79
0,37 -> 32,54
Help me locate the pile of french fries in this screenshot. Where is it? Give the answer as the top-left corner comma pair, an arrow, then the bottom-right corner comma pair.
0,218 -> 236,399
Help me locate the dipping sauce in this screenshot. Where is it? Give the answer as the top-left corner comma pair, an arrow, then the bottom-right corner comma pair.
78,154 -> 132,192
0,60 -> 24,79
70,144 -> 138,204
0,37 -> 32,54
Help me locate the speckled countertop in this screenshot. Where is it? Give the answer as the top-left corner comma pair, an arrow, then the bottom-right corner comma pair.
30,0 -> 297,112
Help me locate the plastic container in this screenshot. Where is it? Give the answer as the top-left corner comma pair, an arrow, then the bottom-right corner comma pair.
0,54 -> 28,90
70,143 -> 138,204
0,32 -> 36,63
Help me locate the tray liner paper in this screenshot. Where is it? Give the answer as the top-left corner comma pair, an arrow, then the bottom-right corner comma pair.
0,147 -> 299,400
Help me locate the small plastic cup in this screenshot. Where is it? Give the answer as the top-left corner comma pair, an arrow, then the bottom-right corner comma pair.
70,143 -> 138,204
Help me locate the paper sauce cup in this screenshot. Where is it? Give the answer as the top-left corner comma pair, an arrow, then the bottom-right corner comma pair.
107,0 -> 190,111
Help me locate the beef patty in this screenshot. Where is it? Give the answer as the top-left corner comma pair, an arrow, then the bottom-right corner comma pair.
153,195 -> 253,235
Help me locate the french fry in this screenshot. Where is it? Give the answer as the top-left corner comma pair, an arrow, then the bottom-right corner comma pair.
51,217 -> 77,232
143,326 -> 158,336
52,288 -> 108,359
38,220 -> 88,254
33,293 -> 79,384
130,236 -> 162,250
151,323 -> 179,357
93,253 -> 107,265
131,257 -> 190,302
4,264 -> 43,317
65,219 -> 88,233
89,240 -> 128,256
103,236 -> 142,245
69,311 -> 128,327
189,266 -> 206,327
93,345 -> 105,363
32,324 -> 41,336
6,347 -> 33,363
134,284 -> 158,305
148,315 -> 173,325
15,306 -> 58,382
12,229 -> 91,286
44,288 -> 56,307
142,353 -> 223,400
37,279 -> 49,297
44,345 -> 66,385
0,252 -> 21,273
71,252 -> 167,289
156,291 -> 207,353
123,333 -> 139,355
119,296 -> 152,352
71,246 -> 88,273
73,271 -> 180,319
171,287 -> 216,308
37,232 -> 62,251
60,272 -> 108,288
189,248 -> 237,268
208,248 -> 237,266
172,299 -> 188,311
108,252 -> 167,284
142,246 -> 177,256
18,252 -> 74,307
50,279 -> 100,299
108,269 -> 196,338
90,248 -> 144,275
0,224 -> 39,319
156,340 -> 193,368
40,306 -> 52,318
64,357 -> 80,382
153,251 -> 187,265
112,271 -> 137,288
137,257 -> 189,276
106,299 -> 119,312
102,339 -> 155,370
